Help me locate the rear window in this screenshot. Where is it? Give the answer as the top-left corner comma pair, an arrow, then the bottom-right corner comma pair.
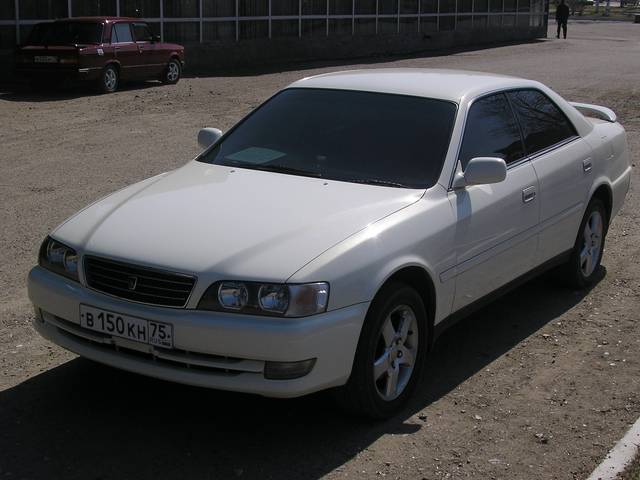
507,89 -> 577,155
198,88 -> 457,189
27,21 -> 103,45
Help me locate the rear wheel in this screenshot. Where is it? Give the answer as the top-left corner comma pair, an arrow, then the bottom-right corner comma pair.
99,64 -> 119,93
561,197 -> 608,288
162,59 -> 181,84
334,282 -> 427,419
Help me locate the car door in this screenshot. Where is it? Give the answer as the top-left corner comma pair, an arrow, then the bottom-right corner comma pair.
132,22 -> 164,78
111,22 -> 141,80
448,92 -> 540,312
507,89 -> 593,263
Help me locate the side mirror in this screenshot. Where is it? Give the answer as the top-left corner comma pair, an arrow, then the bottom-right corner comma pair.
154,34 -> 161,42
452,157 -> 507,189
198,128 -> 223,150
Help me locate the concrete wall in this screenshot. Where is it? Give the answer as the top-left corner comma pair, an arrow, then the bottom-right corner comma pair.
186,26 -> 547,72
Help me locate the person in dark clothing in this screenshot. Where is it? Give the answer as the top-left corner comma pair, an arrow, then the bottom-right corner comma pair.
556,0 -> 570,39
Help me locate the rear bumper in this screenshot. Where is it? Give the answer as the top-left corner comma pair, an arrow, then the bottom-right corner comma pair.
28,266 -> 368,398
15,65 -> 101,82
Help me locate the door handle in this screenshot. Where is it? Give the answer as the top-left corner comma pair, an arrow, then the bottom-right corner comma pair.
582,158 -> 593,173
522,186 -> 537,204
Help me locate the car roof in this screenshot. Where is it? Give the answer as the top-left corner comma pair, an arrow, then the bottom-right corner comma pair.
288,68 -> 541,102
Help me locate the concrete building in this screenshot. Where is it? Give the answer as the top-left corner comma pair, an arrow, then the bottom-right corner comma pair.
0,0 -> 548,69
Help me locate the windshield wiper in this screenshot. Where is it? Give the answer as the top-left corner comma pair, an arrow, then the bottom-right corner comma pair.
352,179 -> 413,188
228,162 -> 323,178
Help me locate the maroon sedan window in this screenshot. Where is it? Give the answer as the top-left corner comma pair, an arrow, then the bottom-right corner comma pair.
27,21 -> 103,45
112,23 -> 133,43
133,23 -> 154,42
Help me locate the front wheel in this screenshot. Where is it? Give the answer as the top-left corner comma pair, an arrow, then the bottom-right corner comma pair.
333,282 -> 428,419
162,59 -> 181,84
561,197 -> 608,288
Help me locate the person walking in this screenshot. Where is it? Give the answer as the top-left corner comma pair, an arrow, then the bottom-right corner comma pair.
556,0 -> 570,39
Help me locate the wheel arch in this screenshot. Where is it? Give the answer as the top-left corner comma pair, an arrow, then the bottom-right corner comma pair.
371,264 -> 437,351
104,60 -> 121,73
590,182 -> 613,226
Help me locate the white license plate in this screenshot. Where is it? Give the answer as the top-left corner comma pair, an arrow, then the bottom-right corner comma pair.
34,55 -> 58,63
79,305 -> 173,349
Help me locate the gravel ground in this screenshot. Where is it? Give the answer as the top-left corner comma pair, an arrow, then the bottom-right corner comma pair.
0,21 -> 638,480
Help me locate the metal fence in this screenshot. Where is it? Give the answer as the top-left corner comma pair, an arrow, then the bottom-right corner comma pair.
0,0 -> 546,48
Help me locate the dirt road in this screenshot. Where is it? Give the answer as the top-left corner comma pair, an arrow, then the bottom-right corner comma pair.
0,21 -> 638,480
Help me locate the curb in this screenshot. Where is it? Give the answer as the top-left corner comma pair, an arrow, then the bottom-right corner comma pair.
586,415 -> 640,480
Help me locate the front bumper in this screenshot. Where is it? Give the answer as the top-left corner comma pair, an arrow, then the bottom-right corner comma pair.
28,266 -> 368,398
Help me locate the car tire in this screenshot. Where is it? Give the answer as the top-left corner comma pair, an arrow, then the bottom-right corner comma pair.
162,59 -> 181,85
561,197 -> 608,288
99,64 -> 119,93
333,282 -> 428,419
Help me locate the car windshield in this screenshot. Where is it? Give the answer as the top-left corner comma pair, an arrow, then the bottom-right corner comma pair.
198,88 -> 457,189
27,21 -> 103,45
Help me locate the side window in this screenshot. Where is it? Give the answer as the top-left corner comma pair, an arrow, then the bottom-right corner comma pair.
459,93 -> 525,170
133,23 -> 153,42
507,89 -> 577,155
112,23 -> 133,43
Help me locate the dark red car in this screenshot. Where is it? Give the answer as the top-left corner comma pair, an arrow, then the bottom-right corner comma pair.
15,17 -> 185,93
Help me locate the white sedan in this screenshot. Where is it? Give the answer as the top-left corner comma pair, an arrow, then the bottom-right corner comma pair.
28,69 -> 631,418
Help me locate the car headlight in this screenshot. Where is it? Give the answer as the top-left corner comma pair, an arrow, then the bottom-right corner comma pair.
198,281 -> 329,317
38,236 -> 79,282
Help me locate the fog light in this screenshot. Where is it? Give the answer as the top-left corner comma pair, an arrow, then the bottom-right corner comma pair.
264,358 -> 316,380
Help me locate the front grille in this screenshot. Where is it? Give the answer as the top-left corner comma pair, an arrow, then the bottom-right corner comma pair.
84,256 -> 196,308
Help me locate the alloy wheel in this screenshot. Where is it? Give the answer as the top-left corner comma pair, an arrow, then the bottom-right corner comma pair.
580,210 -> 603,277
373,304 -> 419,401
104,68 -> 117,91
167,62 -> 180,82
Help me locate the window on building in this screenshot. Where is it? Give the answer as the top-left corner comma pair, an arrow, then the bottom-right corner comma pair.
0,26 -> 16,48
239,0 -> 268,16
272,0 -> 299,16
400,0 -> 419,13
399,17 -> 418,33
302,0 -> 327,15
204,0 -> 236,17
164,22 -> 200,41
356,0 -> 376,14
459,93 -> 525,168
329,18 -> 352,35
0,1 -> 14,20
354,18 -> 376,34
121,0 -> 160,18
163,0 -> 199,17
203,21 -> 236,41
330,0 -> 352,15
420,0 -> 437,14
458,0 -> 473,13
302,18 -> 326,36
378,0 -> 398,14
238,20 -> 268,39
19,0 -> 68,19
272,19 -> 299,37
71,0 -> 117,17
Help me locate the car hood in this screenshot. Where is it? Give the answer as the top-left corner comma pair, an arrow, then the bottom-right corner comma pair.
53,161 -> 424,283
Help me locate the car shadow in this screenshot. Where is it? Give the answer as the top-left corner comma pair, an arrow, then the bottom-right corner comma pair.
0,267 -> 603,480
0,80 -> 164,103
